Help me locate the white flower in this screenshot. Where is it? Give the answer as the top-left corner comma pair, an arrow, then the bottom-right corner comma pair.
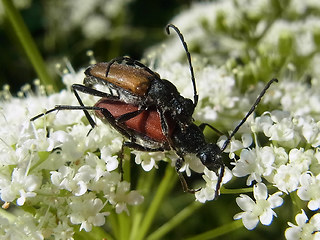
288,0 -> 320,14
298,172 -> 320,211
90,171 -> 121,195
106,181 -> 144,214
273,164 -> 301,193
266,116 -> 299,146
82,15 -> 110,39
234,183 -> 283,230
52,220 -> 75,240
84,152 -> 106,181
299,117 -> 320,147
51,166 -> 87,196
176,153 -> 205,177
218,134 -> 253,159
232,146 -> 275,186
100,145 -> 119,171
195,167 -> 232,203
0,213 -> 44,239
251,113 -> 274,133
69,195 -> 109,232
289,148 -> 314,172
0,168 -> 41,205
133,151 -> 165,171
285,210 -> 320,240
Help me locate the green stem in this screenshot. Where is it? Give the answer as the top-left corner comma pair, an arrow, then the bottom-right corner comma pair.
0,208 -> 16,222
133,164 -> 176,240
118,212 -> 130,240
185,220 -> 243,240
221,186 -> 253,194
222,184 -> 277,195
2,0 -> 57,90
74,226 -> 112,240
130,169 -> 156,240
147,201 -> 202,240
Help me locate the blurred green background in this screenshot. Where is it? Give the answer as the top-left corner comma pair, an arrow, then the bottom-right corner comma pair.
0,0 -> 192,92
0,0 -> 304,239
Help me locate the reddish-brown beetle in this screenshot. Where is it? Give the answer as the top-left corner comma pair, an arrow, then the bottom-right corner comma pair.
31,24 -> 278,195
95,99 -> 175,143
69,24 -> 197,142
93,78 -> 277,195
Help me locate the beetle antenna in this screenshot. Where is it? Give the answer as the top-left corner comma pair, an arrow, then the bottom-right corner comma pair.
221,78 -> 278,152
166,24 -> 198,107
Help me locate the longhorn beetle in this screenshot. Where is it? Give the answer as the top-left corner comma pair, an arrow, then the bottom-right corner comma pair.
62,24 -> 198,144
31,24 -> 278,196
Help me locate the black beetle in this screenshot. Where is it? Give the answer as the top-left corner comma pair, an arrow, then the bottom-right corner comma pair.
31,24 -> 278,196
68,24 -> 198,143
91,77 -> 277,195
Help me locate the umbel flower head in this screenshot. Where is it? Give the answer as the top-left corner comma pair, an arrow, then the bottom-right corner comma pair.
2,0 -> 320,239
0,56 -> 277,238
145,0 -> 320,238
0,72 -> 145,238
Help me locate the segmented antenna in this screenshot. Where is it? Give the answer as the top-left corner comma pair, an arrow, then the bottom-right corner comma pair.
166,24 -> 198,107
221,78 -> 278,152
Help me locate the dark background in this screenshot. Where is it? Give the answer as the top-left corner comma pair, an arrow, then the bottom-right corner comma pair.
0,0 -> 192,93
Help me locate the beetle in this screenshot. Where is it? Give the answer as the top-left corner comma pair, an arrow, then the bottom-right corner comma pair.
32,80 -> 277,196
31,24 -> 278,196
95,78 -> 277,196
62,24 -> 197,143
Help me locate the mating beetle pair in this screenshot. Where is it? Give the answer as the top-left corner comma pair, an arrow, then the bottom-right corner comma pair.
31,24 -> 277,197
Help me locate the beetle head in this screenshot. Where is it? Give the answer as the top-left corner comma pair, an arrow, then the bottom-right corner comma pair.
197,143 -> 225,197
197,143 -> 223,174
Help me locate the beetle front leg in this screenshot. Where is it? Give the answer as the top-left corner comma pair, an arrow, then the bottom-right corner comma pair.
71,84 -> 120,131
71,86 -> 97,129
175,157 -> 201,194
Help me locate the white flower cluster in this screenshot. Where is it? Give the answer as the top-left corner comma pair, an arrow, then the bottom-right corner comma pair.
0,71 -> 143,238
44,0 -> 133,41
2,0 -> 320,238
225,110 -> 320,232
144,0 -> 320,237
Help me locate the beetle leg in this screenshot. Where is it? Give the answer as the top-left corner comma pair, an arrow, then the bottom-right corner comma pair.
115,109 -> 145,123
30,105 -> 101,121
72,84 -> 119,99
123,141 -> 165,152
119,142 -> 125,181
72,86 -> 97,129
71,84 -> 119,130
198,123 -> 225,136
158,110 -> 174,147
175,157 -> 201,194
214,164 -> 225,199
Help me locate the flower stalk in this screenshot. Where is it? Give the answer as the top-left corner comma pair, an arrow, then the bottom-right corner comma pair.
2,0 -> 56,90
